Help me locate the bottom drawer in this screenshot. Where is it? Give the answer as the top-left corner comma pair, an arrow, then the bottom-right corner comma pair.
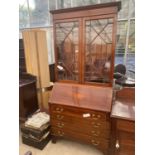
119,131 -> 135,146
51,127 -> 109,150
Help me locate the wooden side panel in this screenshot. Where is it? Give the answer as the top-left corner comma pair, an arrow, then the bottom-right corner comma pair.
22,30 -> 51,110
117,120 -> 135,133
41,90 -> 50,109
36,31 -> 50,88
22,31 -> 40,88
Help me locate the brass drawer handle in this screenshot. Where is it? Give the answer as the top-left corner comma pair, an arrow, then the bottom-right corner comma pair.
97,115 -> 101,118
92,122 -> 101,128
92,114 -> 101,120
91,130 -> 100,136
56,115 -> 64,120
57,122 -> 64,128
91,139 -> 100,146
115,140 -> 120,149
57,130 -> 64,136
55,107 -> 64,113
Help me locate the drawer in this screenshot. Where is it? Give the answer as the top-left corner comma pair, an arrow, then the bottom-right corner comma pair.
50,104 -> 108,121
116,119 -> 134,133
51,127 -> 109,150
51,119 -> 110,139
51,113 -> 111,130
118,131 -> 135,145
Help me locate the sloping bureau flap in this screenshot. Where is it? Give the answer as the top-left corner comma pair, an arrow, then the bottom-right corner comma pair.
49,83 -> 113,112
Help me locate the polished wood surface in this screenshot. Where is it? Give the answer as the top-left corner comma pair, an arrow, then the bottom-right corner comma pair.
51,127 -> 110,150
51,119 -> 110,138
116,119 -> 134,133
110,88 -> 135,155
49,83 -> 113,154
50,104 -> 109,122
49,103 -> 111,154
49,82 -> 113,112
111,88 -> 135,121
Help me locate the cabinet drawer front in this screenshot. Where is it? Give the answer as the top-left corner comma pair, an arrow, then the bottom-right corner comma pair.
51,127 -> 109,150
118,131 -> 135,145
50,104 -> 108,121
117,119 -> 135,132
51,119 -> 110,139
51,113 -> 111,130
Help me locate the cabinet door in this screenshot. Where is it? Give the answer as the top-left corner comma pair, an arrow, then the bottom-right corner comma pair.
54,20 -> 80,82
83,15 -> 115,85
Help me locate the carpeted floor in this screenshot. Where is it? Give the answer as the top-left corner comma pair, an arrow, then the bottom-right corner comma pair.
19,132 -> 103,155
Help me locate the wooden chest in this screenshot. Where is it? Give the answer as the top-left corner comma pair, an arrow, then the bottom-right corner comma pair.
49,83 -> 113,154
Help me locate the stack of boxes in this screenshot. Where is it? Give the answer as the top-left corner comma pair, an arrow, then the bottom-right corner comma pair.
21,112 -> 51,150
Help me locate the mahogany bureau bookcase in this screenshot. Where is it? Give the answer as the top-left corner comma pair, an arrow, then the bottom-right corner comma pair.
49,2 -> 121,155
49,83 -> 112,154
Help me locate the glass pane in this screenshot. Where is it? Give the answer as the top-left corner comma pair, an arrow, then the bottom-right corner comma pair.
127,19 -> 135,72
128,20 -> 135,53
72,0 -> 113,7
19,30 -> 22,39
116,0 -> 129,19
19,0 -> 30,28
71,0 -> 90,7
115,21 -> 128,65
129,0 -> 135,18
54,0 -> 114,9
29,0 -> 50,27
56,0 -> 71,9
63,0 -> 71,8
84,18 -> 114,83
100,0 -> 114,3
56,21 -> 79,81
57,0 -> 64,9
49,0 -> 56,10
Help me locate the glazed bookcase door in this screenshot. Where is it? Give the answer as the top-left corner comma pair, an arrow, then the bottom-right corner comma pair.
83,15 -> 115,85
54,20 -> 80,82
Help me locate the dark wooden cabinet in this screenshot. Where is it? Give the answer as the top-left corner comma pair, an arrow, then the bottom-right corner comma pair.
19,73 -> 39,122
111,88 -> 135,155
49,2 -> 121,154
49,83 -> 113,154
19,39 -> 26,73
